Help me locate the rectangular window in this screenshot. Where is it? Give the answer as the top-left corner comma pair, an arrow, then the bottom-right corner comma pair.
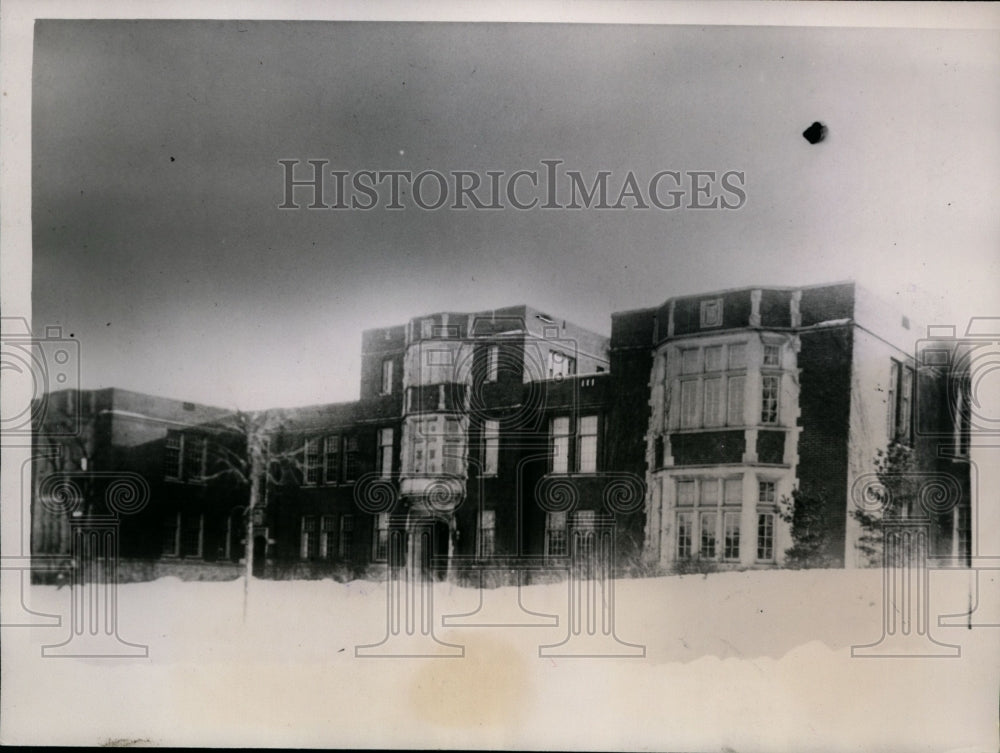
677,479 -> 696,507
700,511 -> 717,558
323,435 -> 341,484
724,477 -> 742,505
703,377 -> 723,427
161,511 -> 180,555
482,420 -> 500,476
898,365 -> 914,444
704,345 -> 723,372
485,345 -> 499,382
184,435 -> 206,481
301,515 -> 318,560
479,510 -> 496,558
728,343 -> 746,370
343,436 -> 360,482
165,433 -> 183,479
763,344 -> 781,367
180,513 -> 203,558
304,438 -> 321,484
701,479 -> 720,506
381,358 -> 394,395
676,512 -> 693,558
680,380 -> 698,428
757,513 -> 775,561
443,437 -> 463,475
727,375 -> 745,426
761,375 -> 780,424
723,512 -> 741,560
377,428 -> 394,478
550,416 -> 571,473
373,513 -> 389,561
545,511 -> 568,556
321,515 -> 336,560
577,415 -> 598,473
680,348 -> 700,375
338,514 -> 353,559
758,480 -> 776,504
888,359 -> 900,440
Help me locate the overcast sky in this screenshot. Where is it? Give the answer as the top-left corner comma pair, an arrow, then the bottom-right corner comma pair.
32,20 -> 1000,410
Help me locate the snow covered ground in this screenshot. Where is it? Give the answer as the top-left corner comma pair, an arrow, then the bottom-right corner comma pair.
2,567 -> 997,751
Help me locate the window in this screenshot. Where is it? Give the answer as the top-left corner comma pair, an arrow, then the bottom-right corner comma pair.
321,515 -> 336,559
184,435 -> 207,481
727,376 -> 745,427
703,377 -> 723,427
323,435 -> 341,484
723,512 -> 741,560
180,513 -> 204,558
577,415 -> 598,473
899,364 -> 914,444
757,513 -> 774,561
482,420 -> 500,476
888,360 -> 898,439
724,477 -> 742,505
680,380 -> 699,428
728,343 -> 746,370
301,516 -> 318,560
550,415 -> 599,473
338,514 -> 353,559
700,511 -> 717,558
758,481 -> 776,504
165,433 -> 182,479
485,345 -> 499,382
676,512 -> 693,558
548,350 -> 576,379
550,416 -> 571,473
381,358 -> 394,395
675,343 -> 748,429
700,298 -> 723,328
760,375 -> 780,425
545,511 -> 568,556
479,510 -> 496,558
377,428 -> 394,478
681,349 -> 700,375
763,344 -> 781,367
162,512 -> 180,555
704,345 -> 723,372
888,359 -> 915,445
373,513 -> 389,561
955,378 -> 972,457
674,477 -> 742,562
677,479 -> 696,506
304,438 -> 322,484
343,436 -> 360,482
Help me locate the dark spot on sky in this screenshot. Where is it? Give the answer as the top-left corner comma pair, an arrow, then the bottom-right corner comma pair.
803,121 -> 827,144
170,156 -> 175,162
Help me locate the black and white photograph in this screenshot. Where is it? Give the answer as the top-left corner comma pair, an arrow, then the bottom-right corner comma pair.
2,1 -> 999,750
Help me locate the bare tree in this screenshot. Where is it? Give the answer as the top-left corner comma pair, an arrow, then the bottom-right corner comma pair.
202,409 -> 302,617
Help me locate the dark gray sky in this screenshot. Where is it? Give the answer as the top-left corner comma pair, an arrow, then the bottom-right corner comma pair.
32,21 -> 1000,409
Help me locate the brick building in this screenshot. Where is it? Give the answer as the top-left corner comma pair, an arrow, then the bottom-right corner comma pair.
31,282 -> 972,580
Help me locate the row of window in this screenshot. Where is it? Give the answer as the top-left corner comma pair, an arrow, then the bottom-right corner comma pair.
301,513 -> 356,560
303,434 -> 363,485
674,342 -> 782,430
164,433 -> 209,482
674,478 -> 778,562
675,511 -> 775,561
